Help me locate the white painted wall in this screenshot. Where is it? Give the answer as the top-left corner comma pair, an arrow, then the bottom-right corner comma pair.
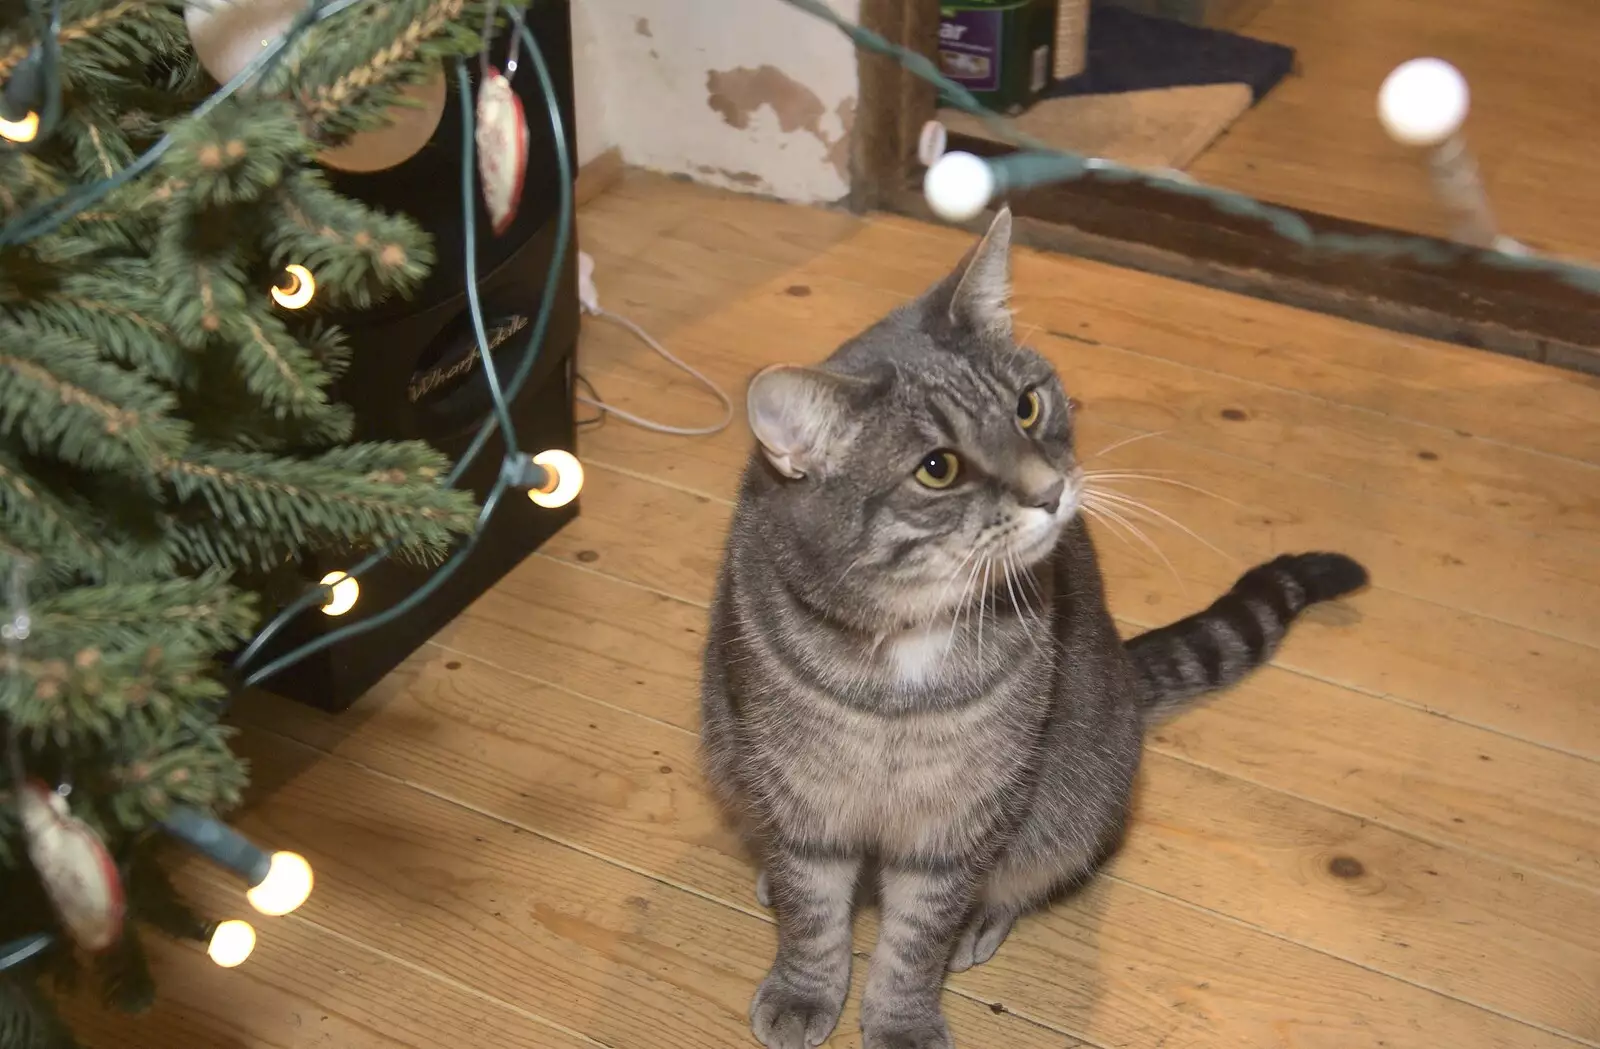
569,0 -> 612,167
569,0 -> 861,203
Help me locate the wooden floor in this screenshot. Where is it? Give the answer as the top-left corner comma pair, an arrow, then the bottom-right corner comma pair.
1188,0 -> 1600,260
83,174 -> 1600,1049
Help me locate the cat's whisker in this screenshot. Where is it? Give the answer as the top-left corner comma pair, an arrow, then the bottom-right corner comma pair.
975,560 -> 992,668
1082,500 -> 1146,554
1082,496 -> 1188,597
1084,486 -> 1235,564
1000,551 -> 1022,622
1084,429 -> 1171,464
1088,489 -> 1222,572
1082,504 -> 1140,553
1004,552 -> 1046,656
1016,554 -> 1046,610
943,553 -> 986,662
929,545 -> 983,630
1081,472 -> 1243,507
835,552 -> 869,586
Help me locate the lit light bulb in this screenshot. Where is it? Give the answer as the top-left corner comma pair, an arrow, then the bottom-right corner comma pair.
270,264 -> 316,309
527,449 -> 583,509
319,571 -> 359,616
207,919 -> 256,968
924,151 -> 996,223
245,851 -> 313,916
0,110 -> 38,143
1378,58 -> 1469,147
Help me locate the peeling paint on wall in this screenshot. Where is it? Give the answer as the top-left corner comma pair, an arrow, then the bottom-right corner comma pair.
696,164 -> 770,190
570,0 -> 861,204
706,65 -> 825,135
706,66 -> 857,184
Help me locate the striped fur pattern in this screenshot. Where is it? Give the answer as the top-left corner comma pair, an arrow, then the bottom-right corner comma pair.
700,210 -> 1367,1049
1127,552 -> 1370,722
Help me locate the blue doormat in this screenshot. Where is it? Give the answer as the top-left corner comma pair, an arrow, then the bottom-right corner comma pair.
1043,2 -> 1295,104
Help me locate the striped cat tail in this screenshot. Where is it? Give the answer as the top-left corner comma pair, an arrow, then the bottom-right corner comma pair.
1123,552 -> 1368,724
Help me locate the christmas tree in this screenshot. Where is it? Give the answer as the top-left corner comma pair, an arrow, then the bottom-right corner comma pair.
0,1 -> 530,1044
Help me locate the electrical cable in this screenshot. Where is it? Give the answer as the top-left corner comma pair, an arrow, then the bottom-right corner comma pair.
0,0 -> 570,688
574,372 -> 606,429
235,10 -> 573,687
577,307 -> 732,436
772,0 -> 1600,295
455,58 -> 519,452
574,253 -> 732,435
0,0 -> 371,247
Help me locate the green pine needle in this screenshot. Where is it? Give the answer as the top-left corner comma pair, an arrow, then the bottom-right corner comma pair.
0,3 -> 542,1039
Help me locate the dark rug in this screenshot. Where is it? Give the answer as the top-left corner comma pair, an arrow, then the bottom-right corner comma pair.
1045,1 -> 1296,104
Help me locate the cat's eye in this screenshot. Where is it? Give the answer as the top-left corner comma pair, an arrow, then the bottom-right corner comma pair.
1017,388 -> 1043,429
914,450 -> 961,489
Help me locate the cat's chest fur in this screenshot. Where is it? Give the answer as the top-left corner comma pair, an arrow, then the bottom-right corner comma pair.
736,612 -> 1050,858
764,684 -> 1031,857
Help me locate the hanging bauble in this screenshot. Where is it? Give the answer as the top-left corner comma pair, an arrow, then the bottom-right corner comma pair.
476,66 -> 529,235
184,0 -> 306,85
317,70 -> 448,174
185,1 -> 444,174
18,781 -> 125,952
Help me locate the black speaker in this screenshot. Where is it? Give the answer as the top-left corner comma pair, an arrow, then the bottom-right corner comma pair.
248,1 -> 582,712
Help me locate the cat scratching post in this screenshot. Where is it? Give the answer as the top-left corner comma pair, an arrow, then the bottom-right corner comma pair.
1054,0 -> 1091,80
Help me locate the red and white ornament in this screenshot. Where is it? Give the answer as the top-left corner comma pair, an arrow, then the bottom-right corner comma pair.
475,67 -> 529,235
18,781 -> 124,952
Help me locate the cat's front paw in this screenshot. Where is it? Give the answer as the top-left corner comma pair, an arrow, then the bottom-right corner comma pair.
749,968 -> 847,1049
947,905 -> 1016,972
863,1017 -> 954,1049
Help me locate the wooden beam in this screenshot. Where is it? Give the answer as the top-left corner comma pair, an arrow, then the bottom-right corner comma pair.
886,133 -> 1600,376
850,0 -> 939,212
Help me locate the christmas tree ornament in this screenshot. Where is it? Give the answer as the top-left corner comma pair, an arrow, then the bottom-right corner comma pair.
1,0 -> 512,1038
18,782 -> 125,952
184,0 -> 306,85
186,1 -> 445,173
475,65 -> 529,234
318,71 -> 448,174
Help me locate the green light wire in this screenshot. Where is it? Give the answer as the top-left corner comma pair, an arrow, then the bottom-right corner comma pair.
236,13 -> 573,688
776,0 -> 1600,295
455,60 -> 519,452
0,0 -> 371,248
0,0 -> 573,689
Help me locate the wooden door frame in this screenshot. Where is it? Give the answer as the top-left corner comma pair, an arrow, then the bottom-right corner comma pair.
848,0 -> 1600,376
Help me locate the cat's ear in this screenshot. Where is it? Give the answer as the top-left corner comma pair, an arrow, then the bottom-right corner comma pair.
746,364 -> 868,480
946,206 -> 1013,339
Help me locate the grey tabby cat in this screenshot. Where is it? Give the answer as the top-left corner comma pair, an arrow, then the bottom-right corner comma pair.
700,209 -> 1367,1049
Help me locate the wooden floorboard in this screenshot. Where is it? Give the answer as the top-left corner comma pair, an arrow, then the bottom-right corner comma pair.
1185,0 -> 1600,261
82,174 -> 1600,1048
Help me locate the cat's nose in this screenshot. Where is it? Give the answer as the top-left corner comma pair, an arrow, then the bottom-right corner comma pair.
1024,478 -> 1065,514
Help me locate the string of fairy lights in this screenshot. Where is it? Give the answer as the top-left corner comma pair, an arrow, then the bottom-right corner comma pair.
777,0 -> 1600,293
12,0 -> 1586,984
0,0 -> 576,973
